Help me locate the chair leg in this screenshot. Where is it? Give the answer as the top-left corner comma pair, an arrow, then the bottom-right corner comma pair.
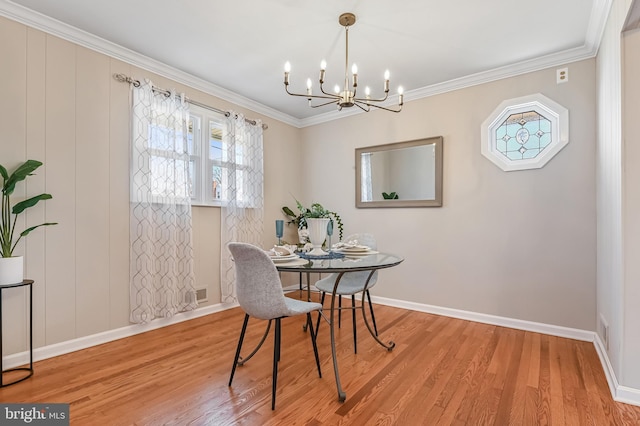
338,295 -> 342,328
272,317 -> 281,410
229,314 -> 250,386
315,292 -> 326,334
352,295 -> 357,354
366,290 -> 378,336
307,313 -> 322,378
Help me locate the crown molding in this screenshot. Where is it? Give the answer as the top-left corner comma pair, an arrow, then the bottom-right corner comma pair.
300,0 -> 612,128
0,0 -> 611,129
0,0 -> 302,128
300,45 -> 599,128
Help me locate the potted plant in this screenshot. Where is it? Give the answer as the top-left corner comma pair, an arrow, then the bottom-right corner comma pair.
0,160 -> 57,284
282,199 -> 343,254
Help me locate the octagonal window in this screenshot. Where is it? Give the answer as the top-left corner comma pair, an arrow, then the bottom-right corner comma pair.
481,94 -> 568,171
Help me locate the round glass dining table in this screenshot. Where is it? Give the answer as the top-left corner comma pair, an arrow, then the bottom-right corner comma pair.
275,251 -> 404,402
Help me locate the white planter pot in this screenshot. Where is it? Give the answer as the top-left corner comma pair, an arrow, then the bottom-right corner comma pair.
0,256 -> 24,285
306,218 -> 330,256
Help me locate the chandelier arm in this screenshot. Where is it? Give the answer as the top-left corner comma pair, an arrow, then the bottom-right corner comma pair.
319,82 -> 339,97
310,99 -> 341,108
365,102 -> 403,113
285,85 -> 337,100
353,101 -> 371,112
354,91 -> 389,103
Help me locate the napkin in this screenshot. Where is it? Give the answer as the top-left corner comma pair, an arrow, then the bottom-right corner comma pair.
268,245 -> 294,257
332,239 -> 369,250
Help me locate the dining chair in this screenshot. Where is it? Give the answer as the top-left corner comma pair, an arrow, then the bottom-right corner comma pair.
227,242 -> 323,410
314,233 -> 379,354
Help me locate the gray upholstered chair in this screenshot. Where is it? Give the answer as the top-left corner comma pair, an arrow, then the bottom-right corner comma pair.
314,233 -> 379,354
227,242 -> 323,410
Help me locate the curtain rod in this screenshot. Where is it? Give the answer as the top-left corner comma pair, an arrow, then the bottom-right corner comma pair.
112,73 -> 268,130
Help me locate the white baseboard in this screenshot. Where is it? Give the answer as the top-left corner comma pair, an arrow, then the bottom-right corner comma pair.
616,385 -> 640,407
370,295 -> 595,341
593,334 -> 619,397
592,334 -> 640,407
2,302 -> 238,370
3,294 -> 639,407
372,294 -> 640,407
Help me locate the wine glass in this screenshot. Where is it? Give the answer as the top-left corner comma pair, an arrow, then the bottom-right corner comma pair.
275,220 -> 284,245
326,219 -> 334,251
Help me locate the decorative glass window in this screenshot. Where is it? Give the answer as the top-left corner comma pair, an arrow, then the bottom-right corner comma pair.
481,93 -> 568,171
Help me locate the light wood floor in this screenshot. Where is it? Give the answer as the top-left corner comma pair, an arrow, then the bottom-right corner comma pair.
1,293 -> 640,425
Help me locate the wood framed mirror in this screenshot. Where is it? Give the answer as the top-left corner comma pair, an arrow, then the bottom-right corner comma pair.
355,136 -> 443,208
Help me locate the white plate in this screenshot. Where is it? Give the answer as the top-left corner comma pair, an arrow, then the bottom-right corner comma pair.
273,258 -> 309,267
339,246 -> 370,253
342,250 -> 379,257
271,254 -> 299,263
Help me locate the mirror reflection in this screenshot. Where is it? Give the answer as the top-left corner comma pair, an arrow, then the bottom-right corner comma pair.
356,136 -> 443,208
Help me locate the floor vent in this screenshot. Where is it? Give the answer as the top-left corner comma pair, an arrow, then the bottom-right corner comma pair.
599,314 -> 609,350
196,288 -> 208,302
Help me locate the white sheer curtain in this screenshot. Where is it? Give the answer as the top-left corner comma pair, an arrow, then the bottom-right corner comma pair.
129,79 -> 197,324
220,112 -> 264,303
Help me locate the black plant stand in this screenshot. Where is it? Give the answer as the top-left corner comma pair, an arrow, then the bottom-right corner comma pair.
0,279 -> 34,387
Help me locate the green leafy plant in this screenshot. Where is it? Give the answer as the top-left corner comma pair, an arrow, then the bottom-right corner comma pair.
282,198 -> 344,241
1,160 -> 57,258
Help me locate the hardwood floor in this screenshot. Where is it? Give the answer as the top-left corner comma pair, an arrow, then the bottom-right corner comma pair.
1,294 -> 639,425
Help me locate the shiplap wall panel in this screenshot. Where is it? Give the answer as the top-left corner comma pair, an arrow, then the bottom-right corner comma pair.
108,58 -> 133,328
25,27 -> 47,350
0,18 -> 232,355
75,46 -> 111,336
44,35 -> 77,345
0,14 -> 293,360
0,17 -> 28,355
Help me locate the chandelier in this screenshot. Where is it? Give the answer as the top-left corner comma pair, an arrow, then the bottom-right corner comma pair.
284,12 -> 403,113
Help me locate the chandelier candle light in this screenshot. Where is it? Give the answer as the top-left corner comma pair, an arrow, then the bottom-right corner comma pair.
284,12 -> 403,113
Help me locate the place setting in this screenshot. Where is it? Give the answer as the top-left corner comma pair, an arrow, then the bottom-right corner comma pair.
331,240 -> 379,257
267,220 -> 307,265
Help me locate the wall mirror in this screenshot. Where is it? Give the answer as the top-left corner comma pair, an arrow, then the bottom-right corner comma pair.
355,136 -> 443,208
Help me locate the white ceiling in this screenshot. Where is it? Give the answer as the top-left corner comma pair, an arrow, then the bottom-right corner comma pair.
2,0 -> 609,127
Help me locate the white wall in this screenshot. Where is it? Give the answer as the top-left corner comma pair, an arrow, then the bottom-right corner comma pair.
301,59 -> 597,330
595,0 -> 630,389
622,23 -> 640,389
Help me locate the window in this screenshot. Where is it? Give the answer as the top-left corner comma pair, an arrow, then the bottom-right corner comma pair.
147,119 -> 190,200
481,93 -> 569,171
188,105 -> 227,206
187,104 -> 262,206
